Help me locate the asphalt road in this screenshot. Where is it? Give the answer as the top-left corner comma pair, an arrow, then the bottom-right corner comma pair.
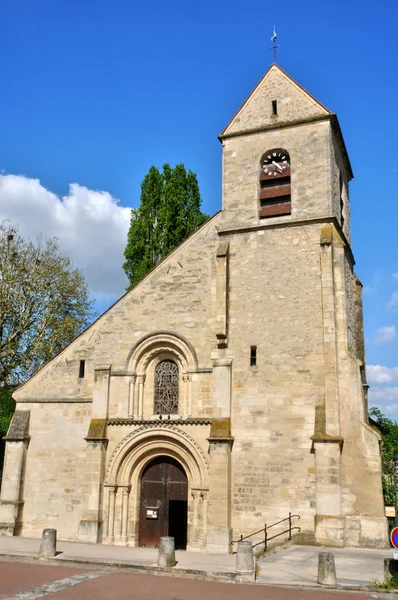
0,560 -> 383,600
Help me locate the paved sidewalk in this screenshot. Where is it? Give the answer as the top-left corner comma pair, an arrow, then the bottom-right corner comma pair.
257,545 -> 392,587
0,536 -> 393,588
0,536 -> 236,576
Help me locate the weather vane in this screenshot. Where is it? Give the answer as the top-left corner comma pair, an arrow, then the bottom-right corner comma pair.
270,26 -> 279,64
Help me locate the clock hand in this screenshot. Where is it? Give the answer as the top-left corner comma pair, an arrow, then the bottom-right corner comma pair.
272,161 -> 283,172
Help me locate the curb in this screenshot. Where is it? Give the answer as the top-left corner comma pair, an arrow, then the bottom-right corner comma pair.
0,552 -> 238,583
0,551 -> 397,592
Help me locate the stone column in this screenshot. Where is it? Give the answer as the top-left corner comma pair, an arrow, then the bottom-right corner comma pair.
78,420 -> 108,543
311,226 -> 344,547
0,411 -> 30,536
206,419 -> 233,553
201,490 -> 209,548
121,487 -> 130,543
191,490 -> 200,547
137,375 -> 145,420
128,376 -> 136,418
181,375 -> 188,417
313,438 -> 344,547
186,375 -> 192,417
215,241 -> 229,348
319,225 -> 340,437
107,486 -> 117,542
212,358 -> 232,418
92,364 -> 111,418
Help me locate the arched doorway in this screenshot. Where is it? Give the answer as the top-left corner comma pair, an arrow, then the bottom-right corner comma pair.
138,456 -> 188,549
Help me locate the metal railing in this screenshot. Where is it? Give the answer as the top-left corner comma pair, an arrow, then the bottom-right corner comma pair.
231,512 -> 301,551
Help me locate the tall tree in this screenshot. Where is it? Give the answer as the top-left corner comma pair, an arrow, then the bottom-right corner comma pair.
123,166 -> 164,285
369,406 -> 398,513
0,222 -> 97,387
123,163 -> 208,289
185,170 -> 208,233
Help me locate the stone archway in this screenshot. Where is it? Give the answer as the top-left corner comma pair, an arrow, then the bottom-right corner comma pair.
103,425 -> 209,549
124,332 -> 199,420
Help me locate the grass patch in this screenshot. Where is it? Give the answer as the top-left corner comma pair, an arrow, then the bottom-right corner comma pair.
372,573 -> 398,589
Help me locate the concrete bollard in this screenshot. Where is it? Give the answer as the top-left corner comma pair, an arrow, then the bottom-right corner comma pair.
157,536 -> 176,568
236,540 -> 255,572
236,541 -> 255,582
38,528 -> 57,559
317,552 -> 336,587
384,558 -> 398,584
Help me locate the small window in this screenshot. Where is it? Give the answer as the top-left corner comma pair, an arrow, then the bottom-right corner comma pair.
259,149 -> 291,218
272,100 -> 278,115
250,346 -> 257,367
79,360 -> 85,378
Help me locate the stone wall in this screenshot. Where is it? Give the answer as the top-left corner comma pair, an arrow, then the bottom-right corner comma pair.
18,402 -> 89,538
226,223 -> 323,537
221,120 -> 333,230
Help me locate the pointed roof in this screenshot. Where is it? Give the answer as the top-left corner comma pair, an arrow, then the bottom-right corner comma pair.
219,63 -> 353,180
221,64 -> 331,138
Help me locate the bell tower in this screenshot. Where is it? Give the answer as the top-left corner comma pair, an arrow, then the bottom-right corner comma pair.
217,64 -> 388,549
219,64 -> 353,238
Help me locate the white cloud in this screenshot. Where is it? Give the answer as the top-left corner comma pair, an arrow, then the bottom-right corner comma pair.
369,388 -> 398,418
367,365 -> 398,384
387,291 -> 398,312
370,403 -> 398,419
393,273 -> 398,279
369,387 -> 398,403
374,325 -> 396,344
0,174 -> 131,299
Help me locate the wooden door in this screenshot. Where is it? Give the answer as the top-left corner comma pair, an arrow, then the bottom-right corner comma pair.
139,457 -> 188,549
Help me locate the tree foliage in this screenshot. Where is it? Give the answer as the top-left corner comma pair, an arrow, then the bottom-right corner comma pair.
123,163 -> 208,289
0,222 -> 97,388
369,406 -> 398,506
0,386 -> 14,439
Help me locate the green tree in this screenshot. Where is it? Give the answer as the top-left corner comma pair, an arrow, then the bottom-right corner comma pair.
123,163 -> 208,289
0,387 -> 14,439
369,407 -> 398,509
0,222 -> 97,389
123,166 -> 164,286
0,386 -> 14,480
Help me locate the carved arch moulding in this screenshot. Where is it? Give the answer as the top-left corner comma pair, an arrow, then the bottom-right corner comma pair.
125,331 -> 199,375
105,425 -> 209,489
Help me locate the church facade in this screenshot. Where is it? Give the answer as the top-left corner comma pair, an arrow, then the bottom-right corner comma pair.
0,64 -> 388,551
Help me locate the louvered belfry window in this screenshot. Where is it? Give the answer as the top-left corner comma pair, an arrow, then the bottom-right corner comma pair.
259,149 -> 291,218
154,360 -> 179,414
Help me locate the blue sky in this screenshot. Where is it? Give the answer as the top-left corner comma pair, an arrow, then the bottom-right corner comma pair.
0,0 -> 397,415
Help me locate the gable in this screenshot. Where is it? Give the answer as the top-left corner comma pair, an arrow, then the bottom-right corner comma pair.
14,211 -> 222,401
221,64 -> 331,138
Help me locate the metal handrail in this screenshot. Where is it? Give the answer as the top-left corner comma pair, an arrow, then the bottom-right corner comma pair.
231,512 -> 301,551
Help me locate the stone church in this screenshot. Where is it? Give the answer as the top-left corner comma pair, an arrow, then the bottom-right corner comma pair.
0,64 -> 388,551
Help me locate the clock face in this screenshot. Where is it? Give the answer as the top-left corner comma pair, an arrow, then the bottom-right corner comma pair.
262,151 -> 290,176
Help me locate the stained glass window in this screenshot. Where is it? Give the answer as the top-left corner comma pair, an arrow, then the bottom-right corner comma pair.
154,360 -> 179,414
